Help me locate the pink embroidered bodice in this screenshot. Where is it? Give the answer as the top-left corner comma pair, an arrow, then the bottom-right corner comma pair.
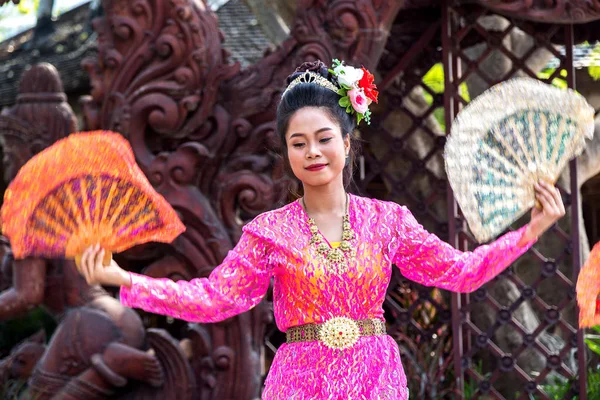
120,194 -> 536,331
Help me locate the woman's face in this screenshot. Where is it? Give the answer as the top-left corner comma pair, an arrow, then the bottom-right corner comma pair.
285,107 -> 350,189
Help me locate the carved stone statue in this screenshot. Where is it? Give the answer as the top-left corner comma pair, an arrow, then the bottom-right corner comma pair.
0,330 -> 46,398
0,63 -> 165,399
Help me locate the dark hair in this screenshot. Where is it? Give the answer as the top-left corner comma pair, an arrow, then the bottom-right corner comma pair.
277,60 -> 358,190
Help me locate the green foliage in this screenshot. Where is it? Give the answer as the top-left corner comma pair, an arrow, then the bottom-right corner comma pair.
537,68 -> 569,89
421,63 -> 471,132
391,285 -> 456,398
395,331 -> 455,399
0,0 -> 40,42
540,375 -> 575,400
420,62 -> 587,136
584,326 -> 600,357
422,63 -> 471,103
16,0 -> 40,15
539,43 -> 600,84
588,43 -> 600,81
589,368 -> 600,400
0,307 -> 55,356
1,379 -> 28,400
584,327 -> 600,399
421,64 -> 447,132
463,360 -> 491,399
538,368 -> 600,400
0,0 -> 40,20
0,307 -> 54,398
538,326 -> 600,399
363,109 -> 371,125
422,63 -> 445,95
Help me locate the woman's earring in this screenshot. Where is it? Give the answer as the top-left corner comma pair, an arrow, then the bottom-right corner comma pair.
344,154 -> 350,167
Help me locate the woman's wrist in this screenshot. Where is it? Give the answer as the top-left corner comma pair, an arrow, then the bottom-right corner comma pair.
518,224 -> 538,246
119,270 -> 132,288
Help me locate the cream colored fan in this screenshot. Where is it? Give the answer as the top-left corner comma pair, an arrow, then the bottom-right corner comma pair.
445,78 -> 594,242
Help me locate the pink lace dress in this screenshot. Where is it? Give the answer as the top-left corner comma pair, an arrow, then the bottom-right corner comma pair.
120,194 -> 536,399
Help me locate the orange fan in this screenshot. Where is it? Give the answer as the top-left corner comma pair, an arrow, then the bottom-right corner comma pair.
576,241 -> 600,328
0,131 -> 185,266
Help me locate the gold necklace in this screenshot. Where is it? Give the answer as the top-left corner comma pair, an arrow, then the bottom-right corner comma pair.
302,194 -> 356,274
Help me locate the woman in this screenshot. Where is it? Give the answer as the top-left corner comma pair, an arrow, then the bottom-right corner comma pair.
79,60 -> 565,399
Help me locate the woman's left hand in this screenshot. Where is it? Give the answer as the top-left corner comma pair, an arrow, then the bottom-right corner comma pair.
523,180 -> 566,242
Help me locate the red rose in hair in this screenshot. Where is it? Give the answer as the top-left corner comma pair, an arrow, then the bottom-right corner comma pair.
358,67 -> 378,103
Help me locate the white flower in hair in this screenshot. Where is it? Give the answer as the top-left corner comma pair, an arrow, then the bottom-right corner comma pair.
327,59 -> 379,125
333,64 -> 364,88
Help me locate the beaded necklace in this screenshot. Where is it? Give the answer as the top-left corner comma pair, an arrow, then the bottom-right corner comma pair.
302,194 -> 356,274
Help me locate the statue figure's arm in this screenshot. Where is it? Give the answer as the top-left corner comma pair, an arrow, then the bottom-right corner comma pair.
0,258 -> 46,320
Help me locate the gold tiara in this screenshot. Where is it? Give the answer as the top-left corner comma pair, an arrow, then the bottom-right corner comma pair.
282,71 -> 339,97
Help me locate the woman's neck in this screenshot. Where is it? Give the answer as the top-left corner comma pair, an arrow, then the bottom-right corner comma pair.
302,182 -> 347,217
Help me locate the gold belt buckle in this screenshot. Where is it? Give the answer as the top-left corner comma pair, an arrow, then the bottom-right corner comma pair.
318,317 -> 360,350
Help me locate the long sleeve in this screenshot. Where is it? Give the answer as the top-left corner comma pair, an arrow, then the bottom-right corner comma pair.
390,203 -> 537,293
120,218 -> 273,323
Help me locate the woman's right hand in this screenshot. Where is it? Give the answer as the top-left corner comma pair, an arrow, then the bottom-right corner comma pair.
79,244 -> 132,287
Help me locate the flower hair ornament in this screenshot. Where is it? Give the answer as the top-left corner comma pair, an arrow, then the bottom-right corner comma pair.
282,59 -> 379,125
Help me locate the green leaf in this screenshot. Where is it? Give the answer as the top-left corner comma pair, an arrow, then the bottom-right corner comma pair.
421,62 -> 471,105
346,105 -> 352,114
589,66 -> 600,81
328,69 -> 335,75
18,0 -> 40,15
339,97 -> 350,107
356,113 -> 363,125
422,63 -> 445,94
332,59 -> 342,68
585,338 -> 600,356
337,88 -> 347,96
537,68 -> 569,89
459,83 -> 471,102
587,43 -> 600,81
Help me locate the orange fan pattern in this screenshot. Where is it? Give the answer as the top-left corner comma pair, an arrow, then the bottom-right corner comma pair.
576,241 -> 600,328
1,131 -> 185,262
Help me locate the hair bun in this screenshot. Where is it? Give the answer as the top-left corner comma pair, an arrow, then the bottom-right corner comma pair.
286,60 -> 333,85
